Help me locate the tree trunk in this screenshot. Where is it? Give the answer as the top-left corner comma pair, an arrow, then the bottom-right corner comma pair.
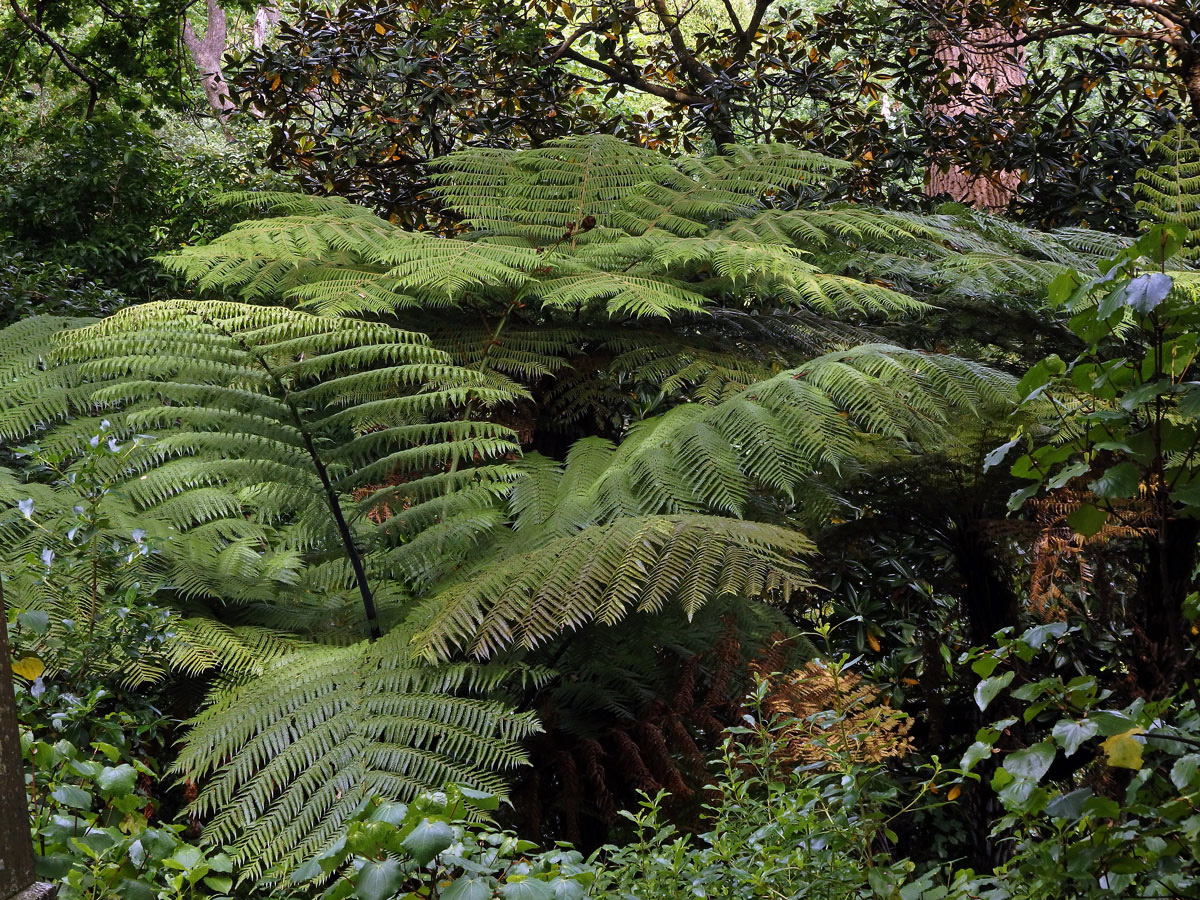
183,0 -> 234,120
1185,55 -> 1200,123
925,9 -> 1026,212
952,519 -> 1019,645
1133,516 -> 1200,698
0,586 -> 39,900
252,5 -> 280,50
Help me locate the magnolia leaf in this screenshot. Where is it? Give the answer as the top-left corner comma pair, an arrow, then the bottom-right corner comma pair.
1100,728 -> 1145,769
11,657 -> 44,681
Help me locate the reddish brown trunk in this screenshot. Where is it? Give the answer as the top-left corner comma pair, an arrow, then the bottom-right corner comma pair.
926,13 -> 1026,211
0,585 -> 37,900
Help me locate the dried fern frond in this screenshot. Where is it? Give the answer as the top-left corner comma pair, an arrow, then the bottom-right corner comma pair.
752,661 -> 913,765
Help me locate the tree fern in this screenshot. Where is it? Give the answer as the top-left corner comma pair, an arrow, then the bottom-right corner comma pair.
0,137 -> 1049,875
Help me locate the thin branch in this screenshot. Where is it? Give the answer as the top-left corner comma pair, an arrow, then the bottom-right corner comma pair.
731,0 -> 773,67
648,0 -> 716,86
545,21 -> 603,65
558,46 -> 706,104
8,0 -> 100,115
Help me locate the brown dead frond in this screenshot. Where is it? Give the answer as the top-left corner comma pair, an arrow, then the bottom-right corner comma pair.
1024,487 -> 1152,620
753,661 -> 913,766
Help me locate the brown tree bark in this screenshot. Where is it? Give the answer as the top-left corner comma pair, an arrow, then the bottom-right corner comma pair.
252,4 -> 280,50
926,9 -> 1026,211
183,0 -> 234,120
0,584 -> 37,900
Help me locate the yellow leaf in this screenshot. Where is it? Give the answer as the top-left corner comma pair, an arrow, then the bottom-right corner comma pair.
947,785 -> 961,801
867,632 -> 881,652
1100,728 -> 1145,769
375,22 -> 387,34
269,74 -> 281,91
331,69 -> 341,85
11,657 -> 44,680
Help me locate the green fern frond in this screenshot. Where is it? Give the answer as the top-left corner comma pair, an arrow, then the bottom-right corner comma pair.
413,515 -> 813,659
175,628 -> 539,883
1137,124 -> 1200,259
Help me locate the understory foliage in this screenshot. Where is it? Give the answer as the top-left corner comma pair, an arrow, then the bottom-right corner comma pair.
3,134 -> 1151,889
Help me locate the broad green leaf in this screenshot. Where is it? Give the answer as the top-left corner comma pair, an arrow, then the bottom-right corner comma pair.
367,800 -> 409,826
549,877 -> 587,900
1045,787 -> 1093,821
1048,462 -> 1088,489
354,858 -> 406,900
1066,504 -> 1107,537
16,610 -> 49,634
1121,272 -> 1173,314
455,784 -> 500,811
96,764 -> 138,797
1089,462 -> 1141,499
1047,270 -> 1081,306
51,784 -> 92,810
442,878 -> 496,900
1052,718 -> 1099,756
1133,222 -> 1189,265
1171,753 -> 1200,791
501,879 -> 556,900
168,845 -> 205,871
117,880 -> 157,900
961,740 -> 994,773
974,672 -> 1013,711
400,818 -> 455,866
1003,742 -> 1056,782
984,436 -> 1021,472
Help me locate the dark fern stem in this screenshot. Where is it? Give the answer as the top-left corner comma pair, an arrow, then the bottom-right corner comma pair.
196,308 -> 383,641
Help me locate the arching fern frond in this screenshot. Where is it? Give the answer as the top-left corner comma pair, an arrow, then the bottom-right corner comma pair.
414,515 -> 813,659
174,628 -> 540,883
